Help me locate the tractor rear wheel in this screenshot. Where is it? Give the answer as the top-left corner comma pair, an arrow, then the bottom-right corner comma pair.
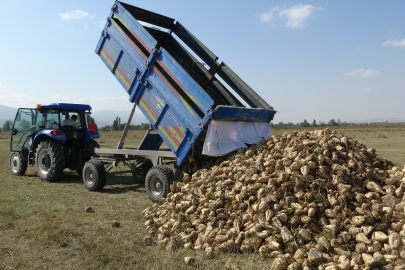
131,158 -> 153,184
145,165 -> 174,203
82,160 -> 106,191
9,152 -> 27,176
35,140 -> 65,182
83,139 -> 100,162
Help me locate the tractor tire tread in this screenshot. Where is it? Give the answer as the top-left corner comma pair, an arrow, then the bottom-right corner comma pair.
9,152 -> 28,176
82,159 -> 106,191
132,158 -> 153,184
35,140 -> 65,182
145,165 -> 174,203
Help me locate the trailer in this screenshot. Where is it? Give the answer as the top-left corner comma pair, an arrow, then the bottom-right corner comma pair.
89,1 -> 277,202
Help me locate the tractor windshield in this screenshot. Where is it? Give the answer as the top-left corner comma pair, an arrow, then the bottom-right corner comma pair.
11,109 -> 44,151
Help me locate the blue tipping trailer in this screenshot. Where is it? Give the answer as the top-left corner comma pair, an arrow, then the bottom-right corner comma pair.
95,1 -> 276,169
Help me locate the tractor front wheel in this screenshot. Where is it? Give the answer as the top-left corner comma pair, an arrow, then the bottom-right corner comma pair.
35,140 -> 65,182
9,152 -> 27,176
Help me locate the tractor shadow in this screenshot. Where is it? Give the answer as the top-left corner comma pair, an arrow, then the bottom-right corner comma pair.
59,171 -> 83,184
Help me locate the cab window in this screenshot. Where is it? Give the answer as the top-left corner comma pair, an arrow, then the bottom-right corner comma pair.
45,110 -> 60,129
60,112 -> 84,129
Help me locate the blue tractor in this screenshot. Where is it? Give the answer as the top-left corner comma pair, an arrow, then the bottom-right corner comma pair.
9,103 -> 100,182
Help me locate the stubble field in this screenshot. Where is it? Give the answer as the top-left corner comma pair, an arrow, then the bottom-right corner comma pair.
0,126 -> 404,269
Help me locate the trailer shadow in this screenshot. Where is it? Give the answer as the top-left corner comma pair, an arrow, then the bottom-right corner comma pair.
101,175 -> 145,194
101,184 -> 145,194
57,171 -> 145,194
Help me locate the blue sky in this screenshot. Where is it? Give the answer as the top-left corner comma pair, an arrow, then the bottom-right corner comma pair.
0,0 -> 404,123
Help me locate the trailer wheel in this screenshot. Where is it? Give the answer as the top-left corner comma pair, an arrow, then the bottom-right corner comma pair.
82,160 -> 106,191
77,139 -> 100,177
132,158 -> 153,184
9,152 -> 27,176
145,166 -> 173,203
35,140 -> 65,182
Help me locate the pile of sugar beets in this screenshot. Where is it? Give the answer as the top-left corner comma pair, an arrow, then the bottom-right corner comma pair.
142,129 -> 405,270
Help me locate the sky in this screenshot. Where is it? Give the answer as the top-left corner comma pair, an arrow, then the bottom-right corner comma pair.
0,0 -> 404,124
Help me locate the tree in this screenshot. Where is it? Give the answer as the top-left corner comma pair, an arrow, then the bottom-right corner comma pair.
312,120 -> 317,127
99,125 -> 111,131
300,119 -> 310,127
111,117 -> 119,131
2,120 -> 12,132
328,119 -> 338,126
18,119 -> 31,131
86,115 -> 95,125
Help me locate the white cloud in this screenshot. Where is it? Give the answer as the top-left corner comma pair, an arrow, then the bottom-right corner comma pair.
279,5 -> 322,28
345,68 -> 381,78
259,7 -> 280,23
360,87 -> 372,92
59,10 -> 91,20
0,82 -> 9,93
382,38 -> 405,47
100,20 -> 106,29
259,5 -> 322,28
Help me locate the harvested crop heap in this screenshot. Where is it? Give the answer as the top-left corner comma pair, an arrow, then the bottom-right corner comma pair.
143,129 -> 405,270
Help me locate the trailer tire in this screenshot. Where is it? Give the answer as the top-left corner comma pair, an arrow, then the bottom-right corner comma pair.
132,158 -> 153,184
9,152 -> 27,176
145,165 -> 173,203
35,140 -> 65,182
82,160 -> 106,191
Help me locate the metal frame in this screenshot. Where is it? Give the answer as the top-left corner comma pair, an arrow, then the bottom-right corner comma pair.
94,148 -> 176,166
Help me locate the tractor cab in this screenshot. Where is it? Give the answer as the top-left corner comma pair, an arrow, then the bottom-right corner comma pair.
9,103 -> 100,181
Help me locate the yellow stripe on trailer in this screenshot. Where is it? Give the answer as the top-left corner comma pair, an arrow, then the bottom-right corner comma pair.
167,126 -> 184,144
115,70 -> 130,89
159,126 -> 178,150
139,100 -> 157,122
100,51 -> 114,68
180,96 -> 197,120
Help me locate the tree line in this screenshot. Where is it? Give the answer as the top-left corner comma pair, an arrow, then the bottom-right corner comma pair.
2,118 -> 404,133
270,119 -> 405,128
98,117 -> 150,131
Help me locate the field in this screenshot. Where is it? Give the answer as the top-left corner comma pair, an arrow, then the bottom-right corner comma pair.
0,126 -> 404,269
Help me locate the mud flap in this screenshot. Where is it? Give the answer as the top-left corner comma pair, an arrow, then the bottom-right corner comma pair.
202,121 -> 270,156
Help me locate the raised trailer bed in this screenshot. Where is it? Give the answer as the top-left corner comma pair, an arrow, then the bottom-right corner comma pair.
92,1 -> 277,202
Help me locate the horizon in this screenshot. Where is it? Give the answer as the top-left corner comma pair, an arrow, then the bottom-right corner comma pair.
0,103 -> 405,126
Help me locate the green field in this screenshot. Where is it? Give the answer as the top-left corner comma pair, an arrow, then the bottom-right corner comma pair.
0,126 -> 404,269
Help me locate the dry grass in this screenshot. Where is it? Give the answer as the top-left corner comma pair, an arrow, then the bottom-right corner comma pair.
0,125 -> 404,269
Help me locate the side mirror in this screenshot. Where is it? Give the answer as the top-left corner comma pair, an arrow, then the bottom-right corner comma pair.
12,129 -> 17,135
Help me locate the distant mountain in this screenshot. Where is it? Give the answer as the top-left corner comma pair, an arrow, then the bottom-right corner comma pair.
91,110 -> 148,127
0,104 -> 17,124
